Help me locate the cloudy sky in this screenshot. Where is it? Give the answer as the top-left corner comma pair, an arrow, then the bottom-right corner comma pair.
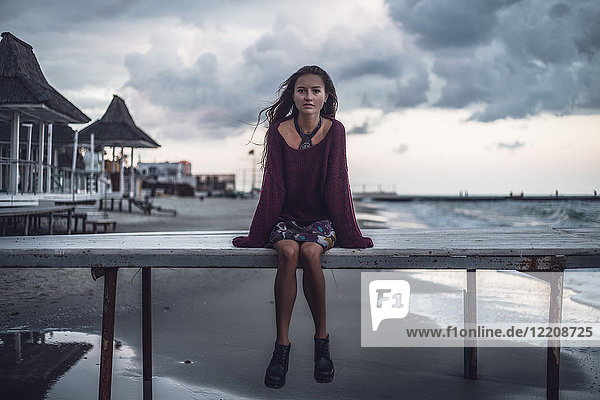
3,0 -> 599,194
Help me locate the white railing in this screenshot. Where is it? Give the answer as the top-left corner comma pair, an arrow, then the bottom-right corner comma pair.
0,157 -> 111,195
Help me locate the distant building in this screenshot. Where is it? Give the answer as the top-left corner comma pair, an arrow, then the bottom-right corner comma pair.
138,161 -> 191,181
138,162 -> 236,197
195,174 -> 236,197
138,161 -> 195,196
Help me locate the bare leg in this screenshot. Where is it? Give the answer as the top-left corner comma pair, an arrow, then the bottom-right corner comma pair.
299,242 -> 327,339
273,240 -> 300,346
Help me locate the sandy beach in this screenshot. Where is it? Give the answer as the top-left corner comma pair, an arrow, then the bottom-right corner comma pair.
1,196 -> 599,399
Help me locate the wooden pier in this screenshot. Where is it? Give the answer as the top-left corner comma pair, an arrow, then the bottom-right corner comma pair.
354,193 -> 600,202
0,228 -> 599,400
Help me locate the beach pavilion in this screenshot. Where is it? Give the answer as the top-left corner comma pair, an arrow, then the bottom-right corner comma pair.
0,32 -> 92,207
77,94 -> 160,208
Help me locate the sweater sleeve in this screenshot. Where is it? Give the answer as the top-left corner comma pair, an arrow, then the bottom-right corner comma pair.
233,125 -> 286,248
324,122 -> 373,248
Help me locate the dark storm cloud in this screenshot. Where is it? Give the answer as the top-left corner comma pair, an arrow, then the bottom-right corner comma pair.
386,0 -> 600,121
121,27 -> 317,136
121,24 -> 432,137
0,0 -> 226,29
5,0 -> 597,137
338,59 -> 401,81
320,25 -> 430,109
121,0 -> 599,124
549,3 -> 570,18
123,48 -> 259,136
0,0 -> 138,27
241,28 -> 316,93
323,26 -> 405,79
387,0 -> 520,49
386,66 -> 429,108
125,51 -> 220,112
432,58 -> 490,108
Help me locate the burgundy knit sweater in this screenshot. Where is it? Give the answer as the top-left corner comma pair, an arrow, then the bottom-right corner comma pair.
232,117 -> 373,249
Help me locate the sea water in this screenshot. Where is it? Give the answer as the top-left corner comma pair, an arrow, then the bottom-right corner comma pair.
368,199 -> 600,331
374,199 -> 600,230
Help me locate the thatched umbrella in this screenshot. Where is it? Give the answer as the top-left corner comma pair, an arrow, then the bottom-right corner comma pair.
78,95 -> 159,148
0,32 -> 90,195
79,95 -> 160,197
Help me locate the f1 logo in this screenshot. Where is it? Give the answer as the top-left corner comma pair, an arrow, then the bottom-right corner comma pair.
369,280 -> 410,331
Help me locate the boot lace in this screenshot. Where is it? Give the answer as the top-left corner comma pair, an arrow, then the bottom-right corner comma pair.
271,344 -> 289,367
315,338 -> 331,360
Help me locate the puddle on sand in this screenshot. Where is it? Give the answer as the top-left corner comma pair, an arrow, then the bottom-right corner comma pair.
0,330 -> 133,400
0,329 -> 258,400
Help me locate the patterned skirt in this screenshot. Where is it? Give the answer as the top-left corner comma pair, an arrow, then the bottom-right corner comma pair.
267,218 -> 336,252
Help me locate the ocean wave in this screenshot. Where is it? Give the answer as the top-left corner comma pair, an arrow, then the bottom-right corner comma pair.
376,199 -> 600,229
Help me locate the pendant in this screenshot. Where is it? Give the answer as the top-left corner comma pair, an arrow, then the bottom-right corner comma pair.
299,141 -> 312,150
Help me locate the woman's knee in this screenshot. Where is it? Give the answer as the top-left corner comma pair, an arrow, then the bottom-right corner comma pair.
275,241 -> 299,269
299,243 -> 323,266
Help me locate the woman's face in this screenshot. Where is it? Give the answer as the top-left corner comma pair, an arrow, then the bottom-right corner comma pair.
293,74 -> 328,117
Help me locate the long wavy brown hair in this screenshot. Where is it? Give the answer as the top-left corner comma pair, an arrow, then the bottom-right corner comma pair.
254,65 -> 338,170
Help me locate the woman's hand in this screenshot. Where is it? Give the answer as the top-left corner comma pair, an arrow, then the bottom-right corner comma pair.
232,236 -> 263,248
356,236 -> 374,248
338,236 -> 373,249
362,237 -> 374,248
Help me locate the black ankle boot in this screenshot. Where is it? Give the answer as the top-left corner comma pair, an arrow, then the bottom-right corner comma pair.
314,334 -> 334,383
264,341 -> 291,389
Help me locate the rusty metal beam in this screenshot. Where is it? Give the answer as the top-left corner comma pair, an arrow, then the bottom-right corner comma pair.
142,268 -> 153,399
98,268 -> 118,400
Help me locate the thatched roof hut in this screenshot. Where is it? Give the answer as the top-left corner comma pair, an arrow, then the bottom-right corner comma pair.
79,95 -> 160,148
0,32 -> 90,124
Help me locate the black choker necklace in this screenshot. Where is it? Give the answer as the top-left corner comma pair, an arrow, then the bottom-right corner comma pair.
294,116 -> 322,150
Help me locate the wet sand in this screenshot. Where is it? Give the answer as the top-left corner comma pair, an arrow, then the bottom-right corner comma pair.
1,196 -> 599,399
108,195 -> 388,232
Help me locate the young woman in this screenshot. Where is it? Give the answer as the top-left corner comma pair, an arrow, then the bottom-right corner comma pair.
233,65 -> 373,389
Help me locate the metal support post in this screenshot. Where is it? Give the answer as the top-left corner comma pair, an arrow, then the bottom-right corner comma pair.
9,112 -> 20,194
464,269 -> 477,380
546,271 -> 564,400
142,268 -> 153,399
98,268 -> 118,400
67,209 -> 73,235
37,123 -> 45,192
46,123 -> 53,192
